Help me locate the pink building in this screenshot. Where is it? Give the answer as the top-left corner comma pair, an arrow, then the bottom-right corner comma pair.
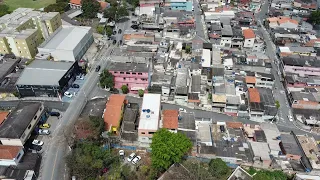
108,62 -> 149,94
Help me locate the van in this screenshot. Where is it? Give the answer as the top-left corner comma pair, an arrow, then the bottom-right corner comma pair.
49,111 -> 60,117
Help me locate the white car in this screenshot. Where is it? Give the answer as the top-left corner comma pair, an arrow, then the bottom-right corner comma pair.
119,150 -> 125,156
38,129 -> 50,135
64,91 -> 73,98
288,115 -> 293,122
132,156 -> 141,165
76,74 -> 84,80
127,153 -> 136,162
179,108 -> 186,112
32,140 -> 44,146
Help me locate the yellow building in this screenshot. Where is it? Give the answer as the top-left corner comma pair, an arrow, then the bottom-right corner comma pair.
0,8 -> 62,59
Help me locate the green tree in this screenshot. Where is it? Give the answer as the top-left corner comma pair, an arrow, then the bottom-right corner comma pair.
208,158 -> 231,179
309,10 -> 320,25
121,85 -> 129,94
89,116 -> 105,137
104,6 -> 117,19
126,0 -> 139,8
99,69 -> 114,89
105,25 -> 113,36
81,0 -> 100,19
273,100 -> 280,122
96,25 -> 105,34
117,6 -> 129,19
0,4 -> 10,17
253,170 -> 287,180
44,2 -> 69,13
66,141 -> 117,179
108,0 -> 118,7
138,89 -> 144,97
150,129 -> 192,171
185,45 -> 191,54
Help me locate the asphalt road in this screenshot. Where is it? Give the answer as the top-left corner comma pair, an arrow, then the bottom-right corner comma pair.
0,100 -> 69,111
39,45 -> 115,180
192,0 -> 209,51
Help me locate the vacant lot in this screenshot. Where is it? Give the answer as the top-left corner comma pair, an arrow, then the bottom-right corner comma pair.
4,0 -> 55,11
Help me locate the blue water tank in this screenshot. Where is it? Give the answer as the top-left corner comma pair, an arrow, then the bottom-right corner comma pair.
178,115 -> 182,121
142,109 -> 146,112
178,64 -> 181,68
146,109 -> 151,113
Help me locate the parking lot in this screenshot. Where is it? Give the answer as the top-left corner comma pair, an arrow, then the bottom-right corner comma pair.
62,75 -> 86,102
117,149 -> 151,170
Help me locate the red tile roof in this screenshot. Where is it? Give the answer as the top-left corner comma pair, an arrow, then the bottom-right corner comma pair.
248,88 -> 260,103
70,0 -> 81,5
162,110 -> 179,129
245,76 -> 256,84
243,29 -> 255,39
0,112 -> 9,125
0,145 -> 22,159
104,94 -> 126,131
226,122 -> 243,129
98,1 -> 109,10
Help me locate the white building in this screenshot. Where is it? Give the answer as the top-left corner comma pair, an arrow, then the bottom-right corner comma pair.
201,49 -> 211,68
138,94 -> 161,144
243,29 -> 255,48
37,25 -> 93,62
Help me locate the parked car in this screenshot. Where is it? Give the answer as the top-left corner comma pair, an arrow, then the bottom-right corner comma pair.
49,111 -> 60,117
38,129 -> 50,135
179,108 -> 186,112
76,74 -> 84,80
95,65 -> 101,72
39,123 -> 50,129
118,40 -> 122,45
127,153 -> 136,162
113,31 -> 116,35
288,115 -> 293,122
119,150 -> 125,156
113,40 -> 117,44
118,29 -> 122,34
29,145 -> 42,151
132,156 -> 141,165
131,25 -> 139,29
72,84 -> 80,88
64,91 -> 73,98
32,140 -> 44,146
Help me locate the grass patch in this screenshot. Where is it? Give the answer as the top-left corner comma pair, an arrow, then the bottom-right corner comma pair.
4,0 -> 56,11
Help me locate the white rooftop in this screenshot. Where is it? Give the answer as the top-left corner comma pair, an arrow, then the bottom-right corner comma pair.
201,49 -> 211,68
39,25 -> 91,51
250,141 -> 271,160
138,94 -> 161,131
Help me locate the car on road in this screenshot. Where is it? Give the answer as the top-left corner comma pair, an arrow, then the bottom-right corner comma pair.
127,153 -> 136,162
113,31 -> 116,35
29,144 -> 42,151
288,115 -> 293,122
132,156 -> 141,165
64,91 -> 73,98
32,140 -> 44,146
119,150 -> 125,156
49,111 -> 60,117
131,25 -> 139,29
118,29 -> 122,34
119,40 -> 122,45
39,123 -> 50,129
113,40 -> 117,44
179,108 -> 186,112
76,74 -> 84,80
95,65 -> 101,72
72,84 -> 80,88
38,129 -> 50,135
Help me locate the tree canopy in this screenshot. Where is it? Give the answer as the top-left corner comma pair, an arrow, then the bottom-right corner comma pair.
0,4 -> 10,17
81,0 -> 100,18
252,170 -> 288,180
150,129 -> 192,171
96,25 -> 105,35
66,141 -> 117,179
126,0 -> 139,8
138,89 -> 144,97
99,69 -> 115,89
121,85 -> 129,94
103,6 -> 128,21
309,10 -> 320,25
208,158 -> 231,179
44,2 -> 69,14
105,25 -> 113,36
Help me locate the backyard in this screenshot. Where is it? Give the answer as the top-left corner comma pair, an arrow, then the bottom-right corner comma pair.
4,0 -> 56,11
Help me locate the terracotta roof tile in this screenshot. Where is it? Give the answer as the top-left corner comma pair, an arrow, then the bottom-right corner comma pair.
70,0 -> 81,5
0,145 -> 22,159
226,122 -> 243,129
98,1 -> 109,10
245,76 -> 256,84
0,112 -> 9,125
104,94 -> 126,131
243,29 -> 255,39
162,110 -> 179,129
248,88 -> 260,103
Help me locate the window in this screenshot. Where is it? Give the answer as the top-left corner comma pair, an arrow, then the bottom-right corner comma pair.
132,72 -> 136,75
149,132 -> 155,135
126,72 -> 130,74
141,78 -> 145,81
114,71 -> 118,73
16,153 -> 21,160
27,124 -> 32,129
123,77 -> 126,80
120,72 -> 124,74
248,40 -> 251,42
135,78 -> 137,80
138,73 -> 142,75
141,132 -> 145,134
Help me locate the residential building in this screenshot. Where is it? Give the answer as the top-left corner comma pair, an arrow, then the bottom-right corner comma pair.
103,95 -> 126,134
227,166 -> 253,180
0,102 -> 44,146
295,174 -> 320,180
260,122 -> 281,157
220,25 -> 233,48
243,28 -> 255,48
296,135 -> 320,171
0,55 -> 21,93
175,67 -> 189,105
0,8 -> 62,58
267,17 -> 299,29
250,141 -> 272,167
161,110 -> 179,133
123,30 -> 156,43
165,0 -> 193,11
16,60 -> 81,98
280,133 -> 303,160
121,103 -> 139,141
108,62 -> 149,93
0,145 -> 24,166
37,25 -> 93,62
138,94 -> 161,144
231,27 -> 244,48
201,49 -> 211,68
248,88 -> 277,120
290,90 -> 320,110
